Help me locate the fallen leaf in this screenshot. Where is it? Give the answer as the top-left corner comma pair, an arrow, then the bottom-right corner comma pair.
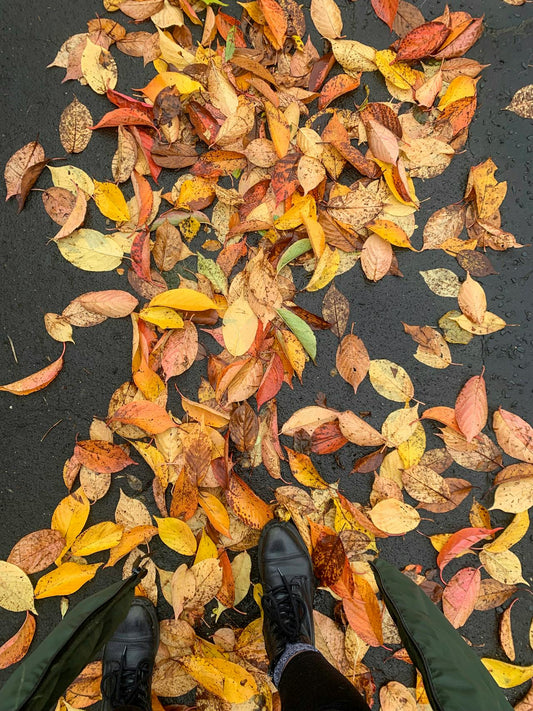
59,97 -> 93,153
0,612 -> 36,670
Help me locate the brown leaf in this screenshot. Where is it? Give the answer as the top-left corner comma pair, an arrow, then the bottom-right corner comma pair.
456,250 -> 497,277
493,409 -> 533,464
392,0 -> 425,38
153,219 -> 193,271
474,579 -> 518,611
161,322 -> 199,381
59,97 -> 93,153
229,402 -> 259,453
336,334 -> 370,394
312,532 -> 347,586
423,204 -> 465,250
4,140 -> 44,201
322,282 -> 349,338
8,530 -> 65,574
52,187 -> 87,241
42,187 -> 77,225
500,600 -> 518,661
361,233 -> 393,281
380,681 -> 416,711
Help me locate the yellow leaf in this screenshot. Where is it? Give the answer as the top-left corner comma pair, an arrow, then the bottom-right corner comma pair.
286,448 -> 329,489
481,658 -> 533,688
369,359 -> 414,403
222,297 -> 258,357
106,525 -> 158,568
52,489 -> 90,561
179,656 -> 257,704
129,441 -> 170,488
177,178 -> 215,209
71,522 -> 124,556
438,76 -> 477,110
181,396 -> 230,429
93,181 -> 130,222
274,194 -> 316,231
194,529 -> 218,565
485,511 -> 530,552
264,101 -> 290,158
149,288 -> 217,312
139,306 -> 184,330
479,549 -> 529,586
156,517 -> 197,555
452,312 -> 506,335
367,219 -> 414,250
368,499 -> 420,535
56,229 -> 123,272
35,562 -> 101,599
48,165 -> 94,196
306,246 -> 340,291
81,40 -> 117,95
375,49 -> 420,91
0,562 -> 35,613
278,329 -> 306,380
301,213 -> 326,258
157,30 -> 197,72
397,422 -> 426,468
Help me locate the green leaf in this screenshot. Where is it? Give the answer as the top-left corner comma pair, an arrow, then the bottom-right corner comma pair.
276,239 -> 312,274
225,26 -> 236,62
276,307 -> 317,362
197,252 -> 228,295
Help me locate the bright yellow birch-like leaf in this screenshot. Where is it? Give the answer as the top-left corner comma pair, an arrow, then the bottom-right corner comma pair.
71,522 -> 124,557
129,441 -> 170,488
222,297 -> 258,357
481,659 -> 533,688
374,50 -> 420,91
306,246 -> 339,292
438,76 -> 477,110
52,489 -> 90,560
274,194 -> 316,230
484,512 -> 530,553
139,306 -> 184,330
57,230 -> 123,272
397,422 -> 426,468
149,288 -> 217,312
301,213 -> 325,258
232,551 -> 252,606
194,529 -> 218,565
179,656 -> 257,703
0,562 -> 36,613
367,219 -> 415,250
156,517 -> 197,555
369,359 -> 414,403
93,181 -> 130,222
286,448 -> 329,489
34,562 -> 101,599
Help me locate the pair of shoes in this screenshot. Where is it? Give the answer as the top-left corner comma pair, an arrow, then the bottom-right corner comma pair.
101,521 -> 314,707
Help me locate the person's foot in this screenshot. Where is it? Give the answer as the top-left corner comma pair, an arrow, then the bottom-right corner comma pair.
257,520 -> 315,671
101,596 -> 159,711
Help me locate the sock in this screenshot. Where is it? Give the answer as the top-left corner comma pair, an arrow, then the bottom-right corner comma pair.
272,642 -> 318,687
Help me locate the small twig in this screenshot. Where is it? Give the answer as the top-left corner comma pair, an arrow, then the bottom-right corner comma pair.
7,336 -> 18,364
40,419 -> 63,443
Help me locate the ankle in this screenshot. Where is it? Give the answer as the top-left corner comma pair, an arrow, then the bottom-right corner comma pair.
272,642 -> 318,687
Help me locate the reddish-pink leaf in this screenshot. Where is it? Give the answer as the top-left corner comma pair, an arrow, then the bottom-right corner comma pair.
442,567 -> 481,628
371,0 -> 399,30
455,371 -> 487,442
437,527 -> 501,580
0,345 -> 65,396
256,353 -> 284,410
0,612 -> 36,669
310,421 -> 348,454
75,290 -> 138,318
394,22 -> 449,63
108,401 -> 177,434
74,440 -> 136,474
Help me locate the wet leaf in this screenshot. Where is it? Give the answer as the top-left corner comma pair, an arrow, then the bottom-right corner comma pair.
505,85 -> 533,120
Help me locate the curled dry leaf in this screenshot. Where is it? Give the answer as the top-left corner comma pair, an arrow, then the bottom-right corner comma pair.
0,611 -> 36,670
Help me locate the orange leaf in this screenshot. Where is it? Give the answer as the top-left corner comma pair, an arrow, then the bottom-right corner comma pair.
108,401 -> 176,434
371,0 -> 399,29
258,0 -> 287,49
199,490 -> 231,537
74,440 -> 136,474
226,473 -> 274,530
343,575 -> 383,646
0,612 -> 36,670
318,74 -> 361,110
0,344 -> 65,396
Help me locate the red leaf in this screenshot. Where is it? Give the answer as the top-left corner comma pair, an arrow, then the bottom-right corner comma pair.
308,52 -> 336,92
455,371 -> 487,442
130,127 -> 161,183
394,22 -> 449,63
106,89 -> 154,115
437,527 -> 501,580
256,353 -> 284,410
191,151 -> 247,179
310,421 -> 348,454
132,170 -> 153,229
131,229 -> 152,282
270,153 -> 300,203
371,0 -> 399,30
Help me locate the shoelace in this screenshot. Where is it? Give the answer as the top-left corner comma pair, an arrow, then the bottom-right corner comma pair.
101,649 -> 151,709
262,571 -> 307,642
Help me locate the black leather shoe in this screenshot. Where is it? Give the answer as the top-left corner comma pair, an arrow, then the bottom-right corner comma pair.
257,520 -> 315,671
101,597 -> 159,711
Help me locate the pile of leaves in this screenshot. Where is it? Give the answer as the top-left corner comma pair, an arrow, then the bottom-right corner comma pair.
2,0 -> 533,708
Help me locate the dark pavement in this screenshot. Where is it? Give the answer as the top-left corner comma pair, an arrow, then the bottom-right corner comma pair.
0,0 -> 532,705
